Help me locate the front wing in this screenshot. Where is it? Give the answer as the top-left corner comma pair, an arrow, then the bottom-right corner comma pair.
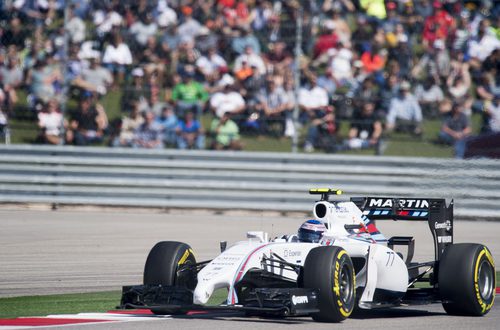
119,284 -> 319,316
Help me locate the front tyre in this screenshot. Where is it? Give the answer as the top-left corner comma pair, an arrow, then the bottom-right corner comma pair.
143,241 -> 197,288
439,243 -> 496,316
303,246 -> 355,322
143,241 -> 197,315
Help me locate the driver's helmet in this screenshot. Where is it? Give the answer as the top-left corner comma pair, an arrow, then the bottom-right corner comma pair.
298,220 -> 327,243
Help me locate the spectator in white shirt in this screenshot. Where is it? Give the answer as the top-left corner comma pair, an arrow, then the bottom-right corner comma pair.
93,4 -> 123,38
414,77 -> 444,118
177,6 -> 202,40
233,46 -> 266,76
37,99 -> 65,145
66,6 -> 86,43
329,43 -> 354,84
156,0 -> 178,28
210,76 -> 246,119
468,19 -> 500,63
102,34 -> 133,87
129,13 -> 158,47
196,47 -> 228,83
298,75 -> 329,122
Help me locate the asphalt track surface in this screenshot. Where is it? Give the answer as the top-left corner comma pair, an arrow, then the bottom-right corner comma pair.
1,208 -> 499,329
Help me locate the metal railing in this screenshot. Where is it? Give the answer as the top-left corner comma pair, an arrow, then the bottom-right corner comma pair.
0,145 -> 499,220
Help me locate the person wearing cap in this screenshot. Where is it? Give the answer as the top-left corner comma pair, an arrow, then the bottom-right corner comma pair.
195,26 -> 218,54
411,38 -> 450,82
120,67 -> 149,113
80,55 -> 113,96
313,19 -> 338,59
386,81 -> 423,136
177,6 -> 202,40
156,1 -> 178,29
210,76 -> 246,119
171,65 -> 208,118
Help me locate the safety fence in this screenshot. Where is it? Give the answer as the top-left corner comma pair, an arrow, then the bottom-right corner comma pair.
0,145 -> 499,220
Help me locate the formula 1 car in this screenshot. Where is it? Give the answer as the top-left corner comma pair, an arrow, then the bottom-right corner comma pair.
120,189 -> 496,322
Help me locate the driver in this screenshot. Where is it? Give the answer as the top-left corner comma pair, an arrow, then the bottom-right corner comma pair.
297,219 -> 327,243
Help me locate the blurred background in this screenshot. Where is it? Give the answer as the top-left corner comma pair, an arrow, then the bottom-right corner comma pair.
0,0 -> 499,158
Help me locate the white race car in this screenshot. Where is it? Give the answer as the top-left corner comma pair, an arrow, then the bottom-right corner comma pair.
120,189 -> 496,322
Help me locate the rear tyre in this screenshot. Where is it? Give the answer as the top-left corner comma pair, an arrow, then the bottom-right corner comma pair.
439,243 -> 496,316
143,241 -> 197,315
303,246 -> 355,322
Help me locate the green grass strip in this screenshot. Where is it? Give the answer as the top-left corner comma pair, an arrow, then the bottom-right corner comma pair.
0,291 -> 121,318
0,272 -> 498,318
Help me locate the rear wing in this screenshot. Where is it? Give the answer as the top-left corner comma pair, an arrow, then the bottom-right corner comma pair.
350,197 -> 454,260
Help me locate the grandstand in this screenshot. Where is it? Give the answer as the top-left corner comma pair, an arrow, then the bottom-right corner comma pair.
0,0 -> 498,158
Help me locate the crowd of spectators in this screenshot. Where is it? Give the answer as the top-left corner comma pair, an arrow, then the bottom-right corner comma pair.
0,0 -> 499,157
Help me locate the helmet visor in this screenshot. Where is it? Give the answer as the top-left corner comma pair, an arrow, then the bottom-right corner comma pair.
298,228 -> 323,243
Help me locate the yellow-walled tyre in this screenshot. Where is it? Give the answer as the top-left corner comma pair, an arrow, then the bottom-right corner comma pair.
303,246 -> 356,322
143,241 -> 197,315
439,243 -> 495,316
143,241 -> 197,288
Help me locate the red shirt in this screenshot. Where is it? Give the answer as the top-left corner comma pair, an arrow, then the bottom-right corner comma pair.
423,10 -> 455,43
313,33 -> 338,59
361,52 -> 385,73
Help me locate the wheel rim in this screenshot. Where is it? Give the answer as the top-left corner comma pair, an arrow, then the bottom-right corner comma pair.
339,264 -> 353,304
478,259 -> 494,301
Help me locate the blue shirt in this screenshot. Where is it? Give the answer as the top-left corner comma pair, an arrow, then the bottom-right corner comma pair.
155,114 -> 178,131
177,119 -> 201,133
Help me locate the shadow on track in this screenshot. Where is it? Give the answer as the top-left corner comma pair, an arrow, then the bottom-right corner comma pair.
350,307 -> 445,319
168,306 -> 445,325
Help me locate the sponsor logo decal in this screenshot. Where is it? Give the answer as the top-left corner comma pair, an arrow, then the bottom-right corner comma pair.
437,236 -> 452,243
368,199 -> 429,209
291,295 -> 309,305
335,206 -> 348,213
284,249 -> 301,258
435,220 -> 452,231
